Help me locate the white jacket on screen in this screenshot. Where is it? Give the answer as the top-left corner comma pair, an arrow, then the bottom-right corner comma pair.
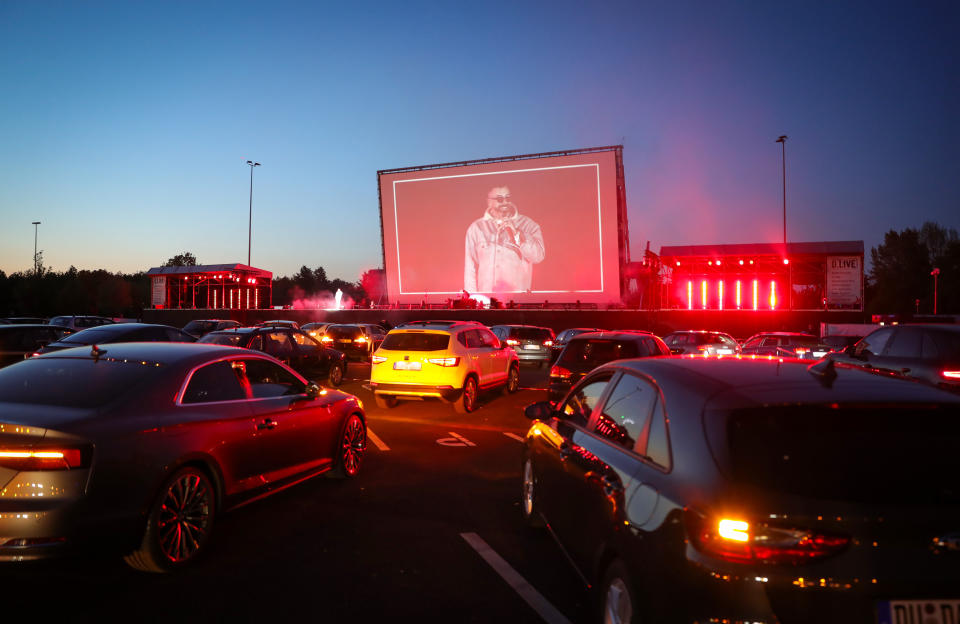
464,204 -> 545,293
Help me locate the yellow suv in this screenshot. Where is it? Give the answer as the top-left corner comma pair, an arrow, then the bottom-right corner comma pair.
369,320 -> 520,413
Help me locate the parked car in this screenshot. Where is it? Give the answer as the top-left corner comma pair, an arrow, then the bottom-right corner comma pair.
548,330 -> 670,402
551,327 -> 607,363
821,334 -> 864,352
662,330 -> 740,355
740,331 -> 831,359
490,324 -> 556,368
36,323 -> 196,354
0,324 -> 74,367
0,342 -> 366,570
302,322 -> 334,341
369,320 -> 519,413
320,323 -> 387,362
521,356 -> 960,623
256,319 -> 300,330
48,315 -> 115,330
182,319 -> 241,339
199,326 -> 347,387
826,323 -> 960,391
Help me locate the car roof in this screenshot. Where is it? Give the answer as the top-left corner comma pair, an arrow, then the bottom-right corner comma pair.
572,330 -> 655,339
602,356 -> 960,407
208,326 -> 260,335
33,341 -> 258,367
69,322 -> 178,334
746,331 -> 815,338
393,320 -> 483,330
666,330 -> 731,335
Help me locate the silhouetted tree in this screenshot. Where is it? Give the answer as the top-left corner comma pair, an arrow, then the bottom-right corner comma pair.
164,252 -> 198,267
869,227 -> 931,314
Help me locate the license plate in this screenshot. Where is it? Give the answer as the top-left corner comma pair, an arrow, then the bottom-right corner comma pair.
523,344 -> 540,350
393,361 -> 421,371
338,339 -> 352,344
877,599 -> 960,624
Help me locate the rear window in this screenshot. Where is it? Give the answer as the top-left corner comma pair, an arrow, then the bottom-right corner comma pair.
559,339 -> 640,367
0,357 -> 162,408
327,325 -> 362,339
711,405 -> 960,504
184,321 -> 216,334
59,327 -> 122,345
380,332 -> 450,351
510,327 -> 554,341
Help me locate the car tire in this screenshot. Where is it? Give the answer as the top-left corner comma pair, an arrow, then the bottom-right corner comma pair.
327,413 -> 365,479
375,394 -> 398,409
454,375 -> 478,414
505,365 -> 520,394
521,456 -> 545,528
599,559 -> 640,624
124,466 -> 216,573
328,362 -> 344,387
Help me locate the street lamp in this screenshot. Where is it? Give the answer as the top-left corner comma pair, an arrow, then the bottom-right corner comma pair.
246,160 -> 261,266
776,136 -> 787,245
31,221 -> 41,274
932,267 -> 940,315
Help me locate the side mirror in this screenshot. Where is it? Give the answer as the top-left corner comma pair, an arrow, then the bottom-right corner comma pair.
524,401 -> 555,421
305,383 -> 321,399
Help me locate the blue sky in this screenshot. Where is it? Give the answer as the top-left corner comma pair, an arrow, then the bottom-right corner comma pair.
1,0 -> 957,281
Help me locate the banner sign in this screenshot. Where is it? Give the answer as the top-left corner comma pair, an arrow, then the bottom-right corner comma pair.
826,256 -> 862,307
151,276 -> 167,307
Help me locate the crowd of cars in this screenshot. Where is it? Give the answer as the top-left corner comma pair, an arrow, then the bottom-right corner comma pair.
1,312 -> 958,622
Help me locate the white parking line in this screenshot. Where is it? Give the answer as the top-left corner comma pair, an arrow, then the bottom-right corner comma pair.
460,532 -> 572,624
503,432 -> 525,443
366,428 -> 390,451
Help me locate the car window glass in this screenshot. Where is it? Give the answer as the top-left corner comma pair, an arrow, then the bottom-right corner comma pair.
560,374 -> 613,427
165,328 -> 188,341
291,331 -> 314,346
240,358 -> 305,398
885,328 -> 923,358
182,361 -> 246,404
466,330 -> 485,348
248,334 -> 263,351
264,332 -> 294,357
760,337 -> 779,347
646,399 -> 671,468
856,328 -> 894,357
477,328 -> 498,348
594,373 -> 657,452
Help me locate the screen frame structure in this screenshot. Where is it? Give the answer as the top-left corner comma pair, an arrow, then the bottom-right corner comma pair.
377,145 -> 628,307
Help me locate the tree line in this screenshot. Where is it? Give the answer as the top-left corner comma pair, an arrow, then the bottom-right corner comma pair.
0,251 -> 386,318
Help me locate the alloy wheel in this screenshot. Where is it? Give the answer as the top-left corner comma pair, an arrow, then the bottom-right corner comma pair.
340,415 -> 366,476
156,471 -> 213,564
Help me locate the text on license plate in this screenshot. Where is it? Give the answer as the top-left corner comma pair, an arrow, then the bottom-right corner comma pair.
393,361 -> 421,371
877,599 -> 960,624
523,344 -> 540,350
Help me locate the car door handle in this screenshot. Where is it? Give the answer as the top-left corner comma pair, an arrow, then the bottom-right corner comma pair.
256,418 -> 277,430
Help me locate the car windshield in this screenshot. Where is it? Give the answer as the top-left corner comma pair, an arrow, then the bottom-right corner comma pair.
198,333 -> 244,346
712,404 -> 960,504
59,328 -> 121,345
0,357 -> 162,408
558,339 -> 640,367
380,333 -> 450,351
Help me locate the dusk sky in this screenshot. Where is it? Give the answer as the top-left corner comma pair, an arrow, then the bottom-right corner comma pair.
1,1 -> 957,283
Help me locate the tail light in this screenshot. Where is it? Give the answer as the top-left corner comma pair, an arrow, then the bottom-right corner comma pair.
794,348 -> 810,357
427,357 -> 459,367
543,340 -> 554,347
354,336 -> 368,344
371,355 -> 387,364
550,365 -> 572,379
506,339 -> 519,346
685,510 -> 849,565
0,447 -> 91,471
943,370 -> 960,380
320,336 -> 333,344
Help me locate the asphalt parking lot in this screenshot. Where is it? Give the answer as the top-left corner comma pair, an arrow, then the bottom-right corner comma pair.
0,363 -> 592,623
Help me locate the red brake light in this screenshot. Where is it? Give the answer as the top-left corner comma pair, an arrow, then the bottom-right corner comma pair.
685,511 -> 849,565
320,336 -> 333,343
549,365 -> 572,379
371,355 -> 387,364
354,336 -> 368,344
427,357 -> 460,367
0,448 -> 89,471
543,340 -> 553,347
943,370 -> 960,380
506,339 -> 519,346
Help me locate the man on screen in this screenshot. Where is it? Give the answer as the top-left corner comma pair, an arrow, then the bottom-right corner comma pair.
464,185 -> 545,293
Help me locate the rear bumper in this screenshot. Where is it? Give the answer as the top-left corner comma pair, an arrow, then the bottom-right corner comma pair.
370,382 -> 460,401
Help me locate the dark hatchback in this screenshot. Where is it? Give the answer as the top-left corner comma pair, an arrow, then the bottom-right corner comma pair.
551,327 -> 607,363
182,319 -> 241,339
521,357 -> 960,623
37,323 -> 196,354
663,330 -> 740,355
320,324 -> 386,362
0,324 -> 74,367
826,324 -> 960,392
740,331 -> 831,359
547,331 -> 669,402
199,326 -> 347,387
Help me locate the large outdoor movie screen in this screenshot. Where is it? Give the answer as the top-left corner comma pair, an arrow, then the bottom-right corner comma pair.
378,149 -> 622,305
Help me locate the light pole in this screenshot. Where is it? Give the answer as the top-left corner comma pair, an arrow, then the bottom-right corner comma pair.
932,267 -> 940,315
31,221 -> 41,274
246,160 -> 261,266
776,136 -> 787,245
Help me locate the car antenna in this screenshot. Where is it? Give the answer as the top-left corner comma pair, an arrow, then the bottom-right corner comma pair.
91,344 -> 107,361
807,358 -> 837,388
